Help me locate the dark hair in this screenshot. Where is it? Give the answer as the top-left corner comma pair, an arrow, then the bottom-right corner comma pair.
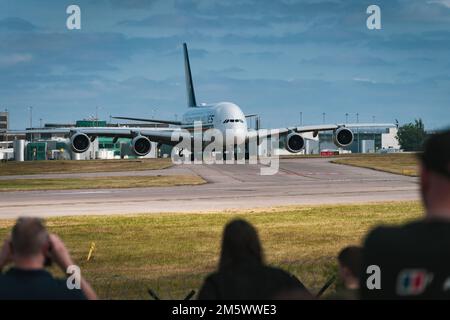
420,129 -> 450,179
219,219 -> 264,271
11,217 -> 48,257
337,246 -> 362,278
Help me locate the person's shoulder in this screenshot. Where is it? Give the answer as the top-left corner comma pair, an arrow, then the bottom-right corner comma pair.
263,266 -> 304,285
262,265 -> 310,296
0,269 -> 86,300
201,271 -> 221,286
263,265 -> 292,276
367,219 -> 450,243
364,220 -> 430,248
50,278 -> 86,300
0,272 -> 10,286
198,271 -> 222,300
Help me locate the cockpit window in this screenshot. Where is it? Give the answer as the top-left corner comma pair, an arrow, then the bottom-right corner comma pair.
223,119 -> 244,123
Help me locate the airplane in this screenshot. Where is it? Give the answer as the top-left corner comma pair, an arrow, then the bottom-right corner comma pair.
9,43 -> 392,159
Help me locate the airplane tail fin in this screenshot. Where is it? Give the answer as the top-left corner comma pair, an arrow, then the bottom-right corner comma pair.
183,43 -> 197,108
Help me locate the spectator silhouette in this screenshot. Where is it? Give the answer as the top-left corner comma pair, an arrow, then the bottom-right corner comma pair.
361,129 -> 450,299
198,219 -> 310,299
0,217 -> 97,300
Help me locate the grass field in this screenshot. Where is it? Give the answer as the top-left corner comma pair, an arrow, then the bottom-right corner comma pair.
0,159 -> 172,176
0,175 -> 205,192
332,153 -> 419,176
0,202 -> 423,299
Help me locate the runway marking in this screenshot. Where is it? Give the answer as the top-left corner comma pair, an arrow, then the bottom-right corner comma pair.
57,191 -> 114,195
277,167 -> 332,180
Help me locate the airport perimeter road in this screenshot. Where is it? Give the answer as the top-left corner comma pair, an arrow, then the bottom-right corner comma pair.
0,158 -> 419,218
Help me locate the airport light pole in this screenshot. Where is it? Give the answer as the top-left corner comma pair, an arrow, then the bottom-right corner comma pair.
94,106 -> 102,159
372,115 -> 376,152
300,112 -> 303,126
96,106 -> 99,127
28,106 -> 33,142
345,113 -> 348,124
356,113 -> 360,153
322,112 -> 326,124
28,106 -> 33,129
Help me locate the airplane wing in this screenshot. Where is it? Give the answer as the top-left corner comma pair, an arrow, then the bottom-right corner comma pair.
7,127 -> 190,146
247,123 -> 395,140
112,116 -> 182,126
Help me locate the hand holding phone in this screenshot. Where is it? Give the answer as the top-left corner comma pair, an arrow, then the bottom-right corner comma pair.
47,234 -> 75,272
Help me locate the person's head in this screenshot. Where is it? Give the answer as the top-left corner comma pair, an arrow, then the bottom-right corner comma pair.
219,219 -> 264,271
11,217 -> 50,268
419,129 -> 450,219
337,246 -> 362,290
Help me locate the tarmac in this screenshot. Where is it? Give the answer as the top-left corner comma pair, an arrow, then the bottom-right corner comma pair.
0,158 -> 419,218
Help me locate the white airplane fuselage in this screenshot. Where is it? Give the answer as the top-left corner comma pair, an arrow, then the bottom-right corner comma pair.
180,102 -> 248,146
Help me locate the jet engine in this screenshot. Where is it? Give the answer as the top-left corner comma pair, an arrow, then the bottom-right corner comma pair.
131,135 -> 152,156
285,133 -> 305,153
70,132 -> 91,153
333,127 -> 354,147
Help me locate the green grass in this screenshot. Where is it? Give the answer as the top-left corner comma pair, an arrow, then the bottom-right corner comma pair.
0,175 -> 205,192
0,201 -> 423,299
0,159 -> 172,176
332,153 -> 419,176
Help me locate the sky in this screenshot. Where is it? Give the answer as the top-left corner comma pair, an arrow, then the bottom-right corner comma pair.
0,0 -> 449,130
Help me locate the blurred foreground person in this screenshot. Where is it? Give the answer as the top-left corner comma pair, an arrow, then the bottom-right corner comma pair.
0,217 -> 97,300
198,219 -> 310,299
330,246 -> 362,300
361,130 -> 450,299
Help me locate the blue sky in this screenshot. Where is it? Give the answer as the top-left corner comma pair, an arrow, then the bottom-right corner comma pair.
1,0 -> 449,130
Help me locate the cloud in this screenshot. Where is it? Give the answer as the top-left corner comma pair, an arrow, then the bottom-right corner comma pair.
118,14 -> 269,29
299,55 -> 393,67
0,53 -> 33,67
0,17 -> 37,31
370,31 -> 450,51
0,30 -> 186,75
352,77 -> 377,84
427,0 -> 450,8
107,0 -> 159,9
